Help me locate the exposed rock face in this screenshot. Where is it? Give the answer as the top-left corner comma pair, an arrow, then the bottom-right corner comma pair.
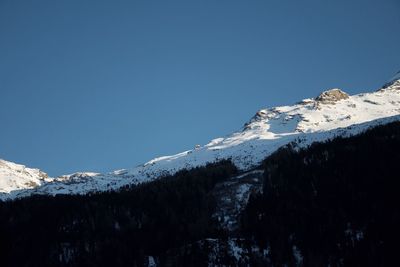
315,88 -> 349,104
212,170 -> 263,231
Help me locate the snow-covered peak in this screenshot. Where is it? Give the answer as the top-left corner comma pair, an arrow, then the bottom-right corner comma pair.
2,73 -> 400,200
0,159 -> 53,194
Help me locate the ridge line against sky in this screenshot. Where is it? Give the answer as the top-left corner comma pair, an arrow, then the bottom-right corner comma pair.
0,0 -> 399,176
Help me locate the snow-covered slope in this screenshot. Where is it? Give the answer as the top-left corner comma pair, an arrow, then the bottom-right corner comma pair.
383,70 -> 400,89
2,74 -> 400,200
0,160 -> 53,197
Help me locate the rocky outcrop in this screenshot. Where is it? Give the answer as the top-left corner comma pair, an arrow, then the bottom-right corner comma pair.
315,88 -> 349,104
212,170 -> 263,231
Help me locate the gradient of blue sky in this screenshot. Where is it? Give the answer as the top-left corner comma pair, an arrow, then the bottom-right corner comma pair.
0,0 -> 399,176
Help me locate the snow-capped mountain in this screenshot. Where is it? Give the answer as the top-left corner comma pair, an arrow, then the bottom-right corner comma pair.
0,159 -> 53,195
1,73 -> 400,200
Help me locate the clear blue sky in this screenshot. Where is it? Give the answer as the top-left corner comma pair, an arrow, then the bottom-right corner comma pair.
0,0 -> 399,176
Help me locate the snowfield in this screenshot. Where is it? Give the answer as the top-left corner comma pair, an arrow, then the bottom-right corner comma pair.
1,75 -> 400,200
0,160 -> 53,193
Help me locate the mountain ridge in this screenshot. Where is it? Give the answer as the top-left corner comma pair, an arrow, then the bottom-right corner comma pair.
1,73 -> 400,200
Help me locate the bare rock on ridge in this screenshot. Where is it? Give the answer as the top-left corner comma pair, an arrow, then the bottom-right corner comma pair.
315,88 -> 349,104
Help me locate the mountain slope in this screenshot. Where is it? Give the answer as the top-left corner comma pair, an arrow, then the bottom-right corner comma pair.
0,160 -> 52,194
241,120 -> 400,266
1,121 -> 400,267
1,74 -> 400,200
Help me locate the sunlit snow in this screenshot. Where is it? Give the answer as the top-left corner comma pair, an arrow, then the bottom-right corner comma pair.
1,77 -> 400,200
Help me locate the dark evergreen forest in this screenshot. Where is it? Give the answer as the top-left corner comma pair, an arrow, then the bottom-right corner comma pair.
241,121 -> 400,266
1,122 -> 400,266
0,161 -> 238,267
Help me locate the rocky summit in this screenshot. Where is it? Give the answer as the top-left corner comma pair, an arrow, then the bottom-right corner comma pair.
315,88 -> 350,104
1,72 -> 400,200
